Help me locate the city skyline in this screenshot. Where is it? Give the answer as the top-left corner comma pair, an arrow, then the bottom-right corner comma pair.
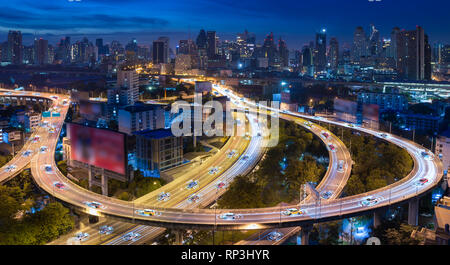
1,0 -> 450,49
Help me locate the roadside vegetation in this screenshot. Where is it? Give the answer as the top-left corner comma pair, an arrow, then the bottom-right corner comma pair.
217,119 -> 328,209
0,170 -> 74,244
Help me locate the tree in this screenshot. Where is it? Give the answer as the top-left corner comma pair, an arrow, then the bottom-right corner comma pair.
345,175 -> 365,196
384,224 -> 421,245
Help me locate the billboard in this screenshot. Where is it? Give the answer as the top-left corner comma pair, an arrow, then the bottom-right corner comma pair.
334,98 -> 357,123
69,123 -> 126,175
363,104 -> 379,122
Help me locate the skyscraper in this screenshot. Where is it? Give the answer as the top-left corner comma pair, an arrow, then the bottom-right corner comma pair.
34,38 -> 48,65
278,37 -> 289,68
397,26 -> 431,81
263,32 -> 277,66
352,26 -> 367,62
368,24 -> 380,57
329,37 -> 339,71
7,30 -> 23,64
315,29 -> 327,72
152,37 -> 169,64
206,31 -> 217,58
178,39 -> 196,55
196,29 -> 207,50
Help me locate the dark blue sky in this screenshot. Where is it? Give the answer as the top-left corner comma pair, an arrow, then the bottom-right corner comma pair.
1,0 -> 449,49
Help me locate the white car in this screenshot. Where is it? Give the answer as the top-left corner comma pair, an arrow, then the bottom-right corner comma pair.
186,180 -> 199,189
84,201 -> 106,209
22,150 -> 33,157
267,231 -> 283,241
188,194 -> 200,203
40,146 -> 48,153
4,165 -> 17,172
337,160 -> 345,172
227,150 -> 237,158
218,213 -> 242,220
99,225 -> 114,235
75,232 -> 89,241
361,196 -> 382,207
157,192 -> 170,202
123,232 -> 141,241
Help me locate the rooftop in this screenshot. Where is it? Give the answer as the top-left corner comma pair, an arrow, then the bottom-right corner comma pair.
133,128 -> 175,139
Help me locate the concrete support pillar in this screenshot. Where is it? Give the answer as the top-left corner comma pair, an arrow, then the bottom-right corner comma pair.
408,197 -> 419,226
88,165 -> 93,190
101,169 -> 108,196
174,230 -> 184,245
300,224 -> 313,245
373,209 -> 384,229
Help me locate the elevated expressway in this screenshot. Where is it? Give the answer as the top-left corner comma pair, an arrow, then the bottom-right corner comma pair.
1,88 -> 350,246
0,90 -> 63,184
1,86 -> 444,241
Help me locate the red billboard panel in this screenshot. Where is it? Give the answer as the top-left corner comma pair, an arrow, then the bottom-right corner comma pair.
363,104 -> 379,122
69,123 -> 126,175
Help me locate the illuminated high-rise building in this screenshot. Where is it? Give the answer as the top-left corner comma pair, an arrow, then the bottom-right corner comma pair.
7,30 -> 23,64
352,26 -> 367,62
315,29 -> 327,71
397,26 -> 431,80
329,37 -> 339,70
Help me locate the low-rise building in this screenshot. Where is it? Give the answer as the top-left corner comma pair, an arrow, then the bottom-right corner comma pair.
24,112 -> 41,132
118,102 -> 165,135
134,128 -> 183,176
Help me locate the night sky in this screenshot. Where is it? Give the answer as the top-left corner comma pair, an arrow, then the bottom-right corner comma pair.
1,0 -> 449,49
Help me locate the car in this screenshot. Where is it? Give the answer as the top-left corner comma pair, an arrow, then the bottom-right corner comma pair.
321,191 -> 333,199
99,225 -> 114,235
218,213 -> 242,220
216,181 -> 226,189
338,160 -> 345,172
75,232 -> 89,241
421,151 -> 433,161
84,201 -> 106,209
416,178 -> 429,186
281,109 -> 288,113
227,149 -> 237,158
361,196 -> 381,207
44,165 -> 52,173
208,167 -> 220,175
188,194 -> 200,203
346,123 -> 354,128
48,127 -> 56,133
281,208 -> 305,216
379,133 -> 389,138
157,192 -> 170,202
4,165 -> 17,172
32,135 -> 40,143
40,146 -> 48,153
22,150 -> 32,157
53,182 -> 67,190
304,121 -> 312,128
267,231 -> 283,241
186,180 -> 199,189
242,155 -> 249,161
328,144 -> 336,152
321,131 -> 330,139
123,232 -> 141,241
135,209 -> 160,217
